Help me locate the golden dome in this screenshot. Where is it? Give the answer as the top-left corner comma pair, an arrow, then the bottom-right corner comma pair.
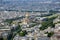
25,12 -> 29,17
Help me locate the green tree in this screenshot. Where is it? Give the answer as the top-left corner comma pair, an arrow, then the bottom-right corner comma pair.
47,32 -> 54,37
19,30 -> 27,36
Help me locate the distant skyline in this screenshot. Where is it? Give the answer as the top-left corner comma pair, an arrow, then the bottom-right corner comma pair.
3,0 -> 60,2
0,0 -> 60,11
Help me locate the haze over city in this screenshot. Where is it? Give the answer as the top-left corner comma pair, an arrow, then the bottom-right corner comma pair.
0,0 -> 60,40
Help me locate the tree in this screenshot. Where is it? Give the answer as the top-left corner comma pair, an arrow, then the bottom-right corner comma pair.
5,19 -> 13,24
51,24 -> 55,28
19,30 -> 27,36
39,20 -> 53,30
0,37 -> 3,40
47,32 -> 54,37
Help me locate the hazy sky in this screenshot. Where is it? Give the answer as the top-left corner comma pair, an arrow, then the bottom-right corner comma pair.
2,0 -> 60,2
2,0 -> 60,4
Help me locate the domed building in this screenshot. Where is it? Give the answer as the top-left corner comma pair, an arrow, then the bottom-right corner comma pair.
21,12 -> 30,28
22,12 -> 30,24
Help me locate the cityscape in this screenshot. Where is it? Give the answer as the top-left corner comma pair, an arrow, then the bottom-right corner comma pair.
0,0 -> 60,40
